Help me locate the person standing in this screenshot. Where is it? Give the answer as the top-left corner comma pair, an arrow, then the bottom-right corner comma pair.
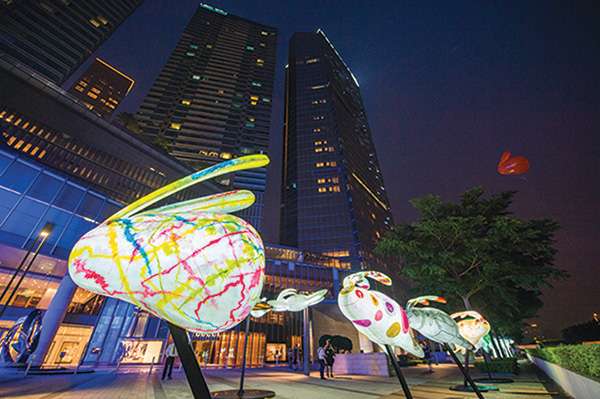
422,341 -> 434,373
292,345 -> 299,371
317,343 -> 327,380
325,340 -> 336,378
162,340 -> 178,380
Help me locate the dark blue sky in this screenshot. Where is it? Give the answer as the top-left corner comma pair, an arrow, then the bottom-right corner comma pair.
70,1 -> 600,337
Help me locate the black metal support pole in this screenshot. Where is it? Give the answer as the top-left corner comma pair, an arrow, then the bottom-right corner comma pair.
0,235 -> 46,319
444,345 -> 485,399
0,237 -> 38,309
238,316 -> 251,396
482,350 -> 493,379
168,323 -> 212,399
385,345 -> 413,399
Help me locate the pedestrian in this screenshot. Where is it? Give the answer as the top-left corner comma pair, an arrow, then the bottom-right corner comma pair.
325,340 -> 336,378
162,340 -> 178,380
292,345 -> 299,370
422,341 -> 434,373
317,343 -> 327,380
288,347 -> 294,368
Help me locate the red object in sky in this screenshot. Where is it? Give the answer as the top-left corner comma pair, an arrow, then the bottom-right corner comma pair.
497,151 -> 530,175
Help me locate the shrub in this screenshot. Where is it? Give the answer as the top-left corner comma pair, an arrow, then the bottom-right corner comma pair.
475,358 -> 519,374
528,344 -> 600,379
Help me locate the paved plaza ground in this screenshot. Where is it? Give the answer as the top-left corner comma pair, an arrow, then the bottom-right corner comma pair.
0,362 -> 568,399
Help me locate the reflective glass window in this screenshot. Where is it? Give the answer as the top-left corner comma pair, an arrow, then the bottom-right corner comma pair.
98,202 -> 121,220
2,198 -> 48,239
59,217 -> 95,250
43,207 -> 72,248
27,172 -> 63,203
53,183 -> 85,211
0,188 -> 19,221
78,193 -> 104,220
0,152 -> 13,173
0,160 -> 38,193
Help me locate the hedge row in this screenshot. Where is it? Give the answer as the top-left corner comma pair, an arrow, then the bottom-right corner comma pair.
528,344 -> 600,380
475,358 -> 519,374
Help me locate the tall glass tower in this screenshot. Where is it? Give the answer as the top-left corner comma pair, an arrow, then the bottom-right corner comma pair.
280,30 -> 393,270
136,4 -> 277,229
0,0 -> 143,84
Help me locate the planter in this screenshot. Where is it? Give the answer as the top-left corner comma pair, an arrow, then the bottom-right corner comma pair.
528,354 -> 600,398
332,352 -> 389,376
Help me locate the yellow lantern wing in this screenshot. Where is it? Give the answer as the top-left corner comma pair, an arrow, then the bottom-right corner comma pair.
136,190 -> 255,217
107,154 -> 269,222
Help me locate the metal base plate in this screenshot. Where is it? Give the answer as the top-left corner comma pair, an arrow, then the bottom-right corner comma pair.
473,377 -> 514,384
450,384 -> 499,392
211,390 -> 276,399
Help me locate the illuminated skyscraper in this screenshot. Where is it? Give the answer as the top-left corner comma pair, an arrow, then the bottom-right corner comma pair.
0,0 -> 143,84
136,3 -> 277,229
68,58 -> 134,118
281,30 -> 393,270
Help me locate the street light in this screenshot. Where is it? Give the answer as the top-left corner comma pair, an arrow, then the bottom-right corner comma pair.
0,223 -> 53,318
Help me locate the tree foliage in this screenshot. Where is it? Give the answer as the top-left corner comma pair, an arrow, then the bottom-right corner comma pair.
375,187 -> 566,339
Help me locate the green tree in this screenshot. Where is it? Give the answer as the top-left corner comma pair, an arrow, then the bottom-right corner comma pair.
376,187 -> 566,338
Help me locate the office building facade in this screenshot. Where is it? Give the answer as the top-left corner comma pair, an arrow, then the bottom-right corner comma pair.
136,3 -> 277,229
0,56 -> 358,369
68,58 -> 134,118
0,0 -> 142,85
281,30 -> 393,270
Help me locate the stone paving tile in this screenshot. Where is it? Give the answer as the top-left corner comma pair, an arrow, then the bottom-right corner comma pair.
0,363 -> 568,399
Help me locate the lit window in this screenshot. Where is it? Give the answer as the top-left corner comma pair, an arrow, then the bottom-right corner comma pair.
260,31 -> 268,36
89,18 -> 101,28
256,59 -> 264,66
245,45 -> 254,51
181,99 -> 191,106
74,85 -> 84,92
314,147 -> 323,153
259,42 -> 266,47
170,122 -> 182,130
262,98 -> 271,103
313,128 -> 321,132
245,122 -> 255,128
217,89 -> 225,95
190,44 -> 199,49
91,87 -> 101,94
329,185 -> 341,192
317,178 -> 326,184
311,84 -> 326,90
206,44 -> 213,48
186,52 -> 195,57
87,92 -> 98,99
318,187 -> 327,193
220,152 -> 232,160
251,81 -> 262,87
306,58 -> 319,64
248,117 -> 256,122
315,162 -> 324,168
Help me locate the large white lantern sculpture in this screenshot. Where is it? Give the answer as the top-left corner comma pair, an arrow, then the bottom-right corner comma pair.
68,154 -> 269,333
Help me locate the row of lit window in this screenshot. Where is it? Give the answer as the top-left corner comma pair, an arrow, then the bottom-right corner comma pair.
316,177 -> 339,184
314,146 -> 334,153
317,185 -> 341,193
4,133 -> 46,159
311,99 -> 327,105
315,161 -> 337,168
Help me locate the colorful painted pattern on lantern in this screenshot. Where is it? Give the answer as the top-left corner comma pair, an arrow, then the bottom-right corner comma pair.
406,295 -> 474,350
338,271 -> 424,357
68,155 -> 269,333
451,310 -> 491,352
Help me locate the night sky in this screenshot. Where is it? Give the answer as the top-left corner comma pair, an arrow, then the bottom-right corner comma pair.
67,1 -> 600,338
